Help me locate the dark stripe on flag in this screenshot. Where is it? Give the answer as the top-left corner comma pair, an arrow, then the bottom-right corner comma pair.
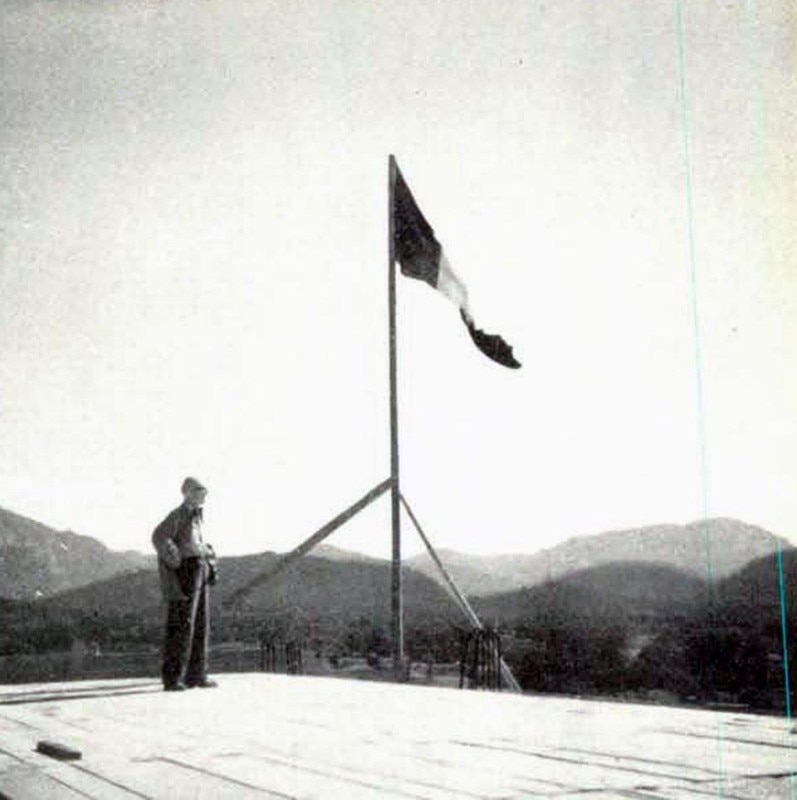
394,168 -> 441,288
461,310 -> 521,369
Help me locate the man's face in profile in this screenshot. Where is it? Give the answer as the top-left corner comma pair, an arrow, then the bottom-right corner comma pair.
183,486 -> 207,510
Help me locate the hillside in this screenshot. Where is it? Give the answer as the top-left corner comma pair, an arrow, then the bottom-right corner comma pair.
43,551 -> 466,639
3,504 -> 785,604
311,544 -> 385,564
472,561 -> 706,630
699,546 -> 797,623
627,548 -> 797,709
0,506 -> 153,600
407,518 -> 788,596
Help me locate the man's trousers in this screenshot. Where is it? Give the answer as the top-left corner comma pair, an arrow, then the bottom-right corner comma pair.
162,557 -> 210,688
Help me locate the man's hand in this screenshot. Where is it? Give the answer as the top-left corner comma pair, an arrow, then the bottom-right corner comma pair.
205,544 -> 219,585
160,540 -> 181,569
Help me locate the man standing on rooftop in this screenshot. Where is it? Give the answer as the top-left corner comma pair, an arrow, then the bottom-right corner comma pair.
152,476 -> 218,691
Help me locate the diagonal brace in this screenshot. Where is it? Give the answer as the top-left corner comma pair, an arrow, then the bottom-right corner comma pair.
226,478 -> 391,608
399,493 -> 522,693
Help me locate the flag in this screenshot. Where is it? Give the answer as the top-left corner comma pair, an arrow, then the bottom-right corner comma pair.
392,164 -> 521,369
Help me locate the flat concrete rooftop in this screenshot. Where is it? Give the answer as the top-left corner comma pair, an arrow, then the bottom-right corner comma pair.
0,674 -> 795,799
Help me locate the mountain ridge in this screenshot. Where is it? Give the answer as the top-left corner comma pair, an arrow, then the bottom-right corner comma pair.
1,505 -> 788,604
0,505 -> 153,599
406,518 -> 789,596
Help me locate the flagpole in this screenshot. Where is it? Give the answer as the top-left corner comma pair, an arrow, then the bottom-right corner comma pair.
388,154 -> 404,674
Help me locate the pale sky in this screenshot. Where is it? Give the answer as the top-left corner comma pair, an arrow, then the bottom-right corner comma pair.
1,0 -> 795,559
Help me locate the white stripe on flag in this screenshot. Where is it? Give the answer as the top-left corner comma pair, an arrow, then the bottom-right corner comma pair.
436,251 -> 471,321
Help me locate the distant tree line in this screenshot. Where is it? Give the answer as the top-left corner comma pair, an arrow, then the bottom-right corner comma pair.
498,606 -> 794,712
2,579 -> 793,713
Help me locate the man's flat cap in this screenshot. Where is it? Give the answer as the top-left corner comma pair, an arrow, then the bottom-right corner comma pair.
181,476 -> 207,493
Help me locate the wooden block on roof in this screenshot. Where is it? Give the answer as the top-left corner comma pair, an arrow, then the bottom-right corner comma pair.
35,741 -> 82,761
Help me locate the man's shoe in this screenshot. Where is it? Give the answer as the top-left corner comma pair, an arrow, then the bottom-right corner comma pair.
192,679 -> 218,689
164,682 -> 187,692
